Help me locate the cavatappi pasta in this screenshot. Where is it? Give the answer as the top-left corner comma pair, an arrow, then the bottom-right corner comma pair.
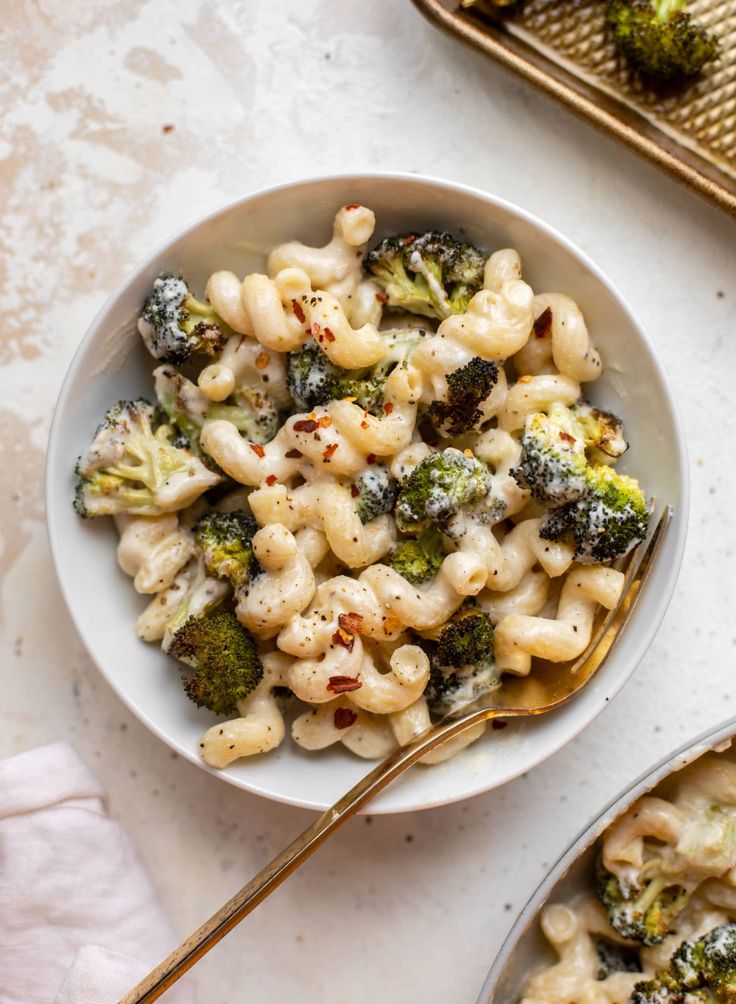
523,749 -> 736,1003
74,204 -> 650,769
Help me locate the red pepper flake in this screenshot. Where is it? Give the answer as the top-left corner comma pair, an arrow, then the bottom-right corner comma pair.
559,431 -> 576,445
402,234 -> 416,246
162,123 -> 175,133
375,292 -> 388,304
322,443 -> 339,461
350,484 -> 360,498
366,453 -> 377,465
249,444 -> 265,457
331,627 -> 355,652
344,203 -> 360,211
492,720 -> 508,730
285,448 -> 303,459
323,327 -> 336,343
334,707 -> 358,729
533,307 -> 553,339
293,418 -> 319,433
327,674 -> 361,693
318,415 -> 332,428
265,474 -> 278,486
292,300 -> 306,324
310,322 -> 321,336
255,351 -> 270,370
383,402 -> 394,415
338,612 -> 364,635
360,420 -> 369,430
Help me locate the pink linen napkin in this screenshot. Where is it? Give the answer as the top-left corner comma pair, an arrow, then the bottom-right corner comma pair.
0,742 -> 195,1004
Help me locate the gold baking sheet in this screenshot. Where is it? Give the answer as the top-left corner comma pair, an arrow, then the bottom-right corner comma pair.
412,0 -> 736,216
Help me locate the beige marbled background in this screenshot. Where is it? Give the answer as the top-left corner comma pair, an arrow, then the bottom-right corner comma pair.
1,2 -> 735,1002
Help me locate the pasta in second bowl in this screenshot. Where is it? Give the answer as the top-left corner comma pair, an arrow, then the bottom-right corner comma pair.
477,719 -> 736,1003
45,174 -> 687,812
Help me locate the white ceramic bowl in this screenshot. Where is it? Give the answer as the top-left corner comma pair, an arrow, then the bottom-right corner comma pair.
476,718 -> 736,1002
46,173 -> 688,814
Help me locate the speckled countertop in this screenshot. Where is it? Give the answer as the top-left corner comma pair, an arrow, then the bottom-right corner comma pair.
2,2 -> 735,1002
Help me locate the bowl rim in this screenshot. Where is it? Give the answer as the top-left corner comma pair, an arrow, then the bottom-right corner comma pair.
476,717 -> 736,1003
45,170 -> 690,813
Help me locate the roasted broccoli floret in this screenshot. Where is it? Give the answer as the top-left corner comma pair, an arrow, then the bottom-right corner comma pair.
170,609 -> 263,716
631,923 -> 736,1002
680,924 -> 736,998
286,338 -> 341,410
161,555 -> 230,654
629,974 -> 684,1003
514,402 -> 648,562
512,403 -> 590,505
388,527 -> 447,585
195,510 -> 261,589
352,465 -> 398,524
73,399 -> 219,517
596,857 -> 691,945
395,448 -> 493,536
138,274 -> 228,364
571,400 -> 629,464
428,357 -> 500,436
594,938 -> 642,980
425,608 -> 499,717
365,230 -> 487,320
286,328 -> 424,414
154,365 -> 279,451
606,0 -> 719,82
541,464 -> 650,563
436,607 -> 495,668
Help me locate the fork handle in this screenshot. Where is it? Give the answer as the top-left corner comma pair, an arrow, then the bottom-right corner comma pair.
120,710 -> 491,1003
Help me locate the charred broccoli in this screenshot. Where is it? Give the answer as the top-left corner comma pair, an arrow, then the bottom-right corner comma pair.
541,463 -> 650,563
596,857 -> 691,945
629,974 -> 686,1003
425,608 -> 499,717
512,402 -> 648,564
594,938 -> 642,980
73,399 -> 219,517
286,338 -> 340,410
428,357 -> 500,436
606,0 -> 719,82
676,924 -> 736,998
512,403 -> 590,505
195,510 -> 261,589
286,328 -> 424,414
571,400 -> 628,464
170,609 -> 263,716
154,365 -> 279,451
352,465 -> 398,524
395,448 -> 493,536
631,923 -> 736,1002
161,555 -> 230,654
138,274 -> 228,364
388,527 -> 447,585
365,231 -> 487,320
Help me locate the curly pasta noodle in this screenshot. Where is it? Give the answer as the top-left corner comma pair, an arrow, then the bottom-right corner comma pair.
494,565 -> 625,675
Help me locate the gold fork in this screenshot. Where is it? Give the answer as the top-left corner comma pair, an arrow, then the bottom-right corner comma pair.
121,506 -> 671,1004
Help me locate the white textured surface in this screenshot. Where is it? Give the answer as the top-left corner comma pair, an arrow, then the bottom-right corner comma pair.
0,2 -> 734,1002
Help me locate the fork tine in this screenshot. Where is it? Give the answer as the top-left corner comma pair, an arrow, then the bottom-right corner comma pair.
566,504 -> 672,678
